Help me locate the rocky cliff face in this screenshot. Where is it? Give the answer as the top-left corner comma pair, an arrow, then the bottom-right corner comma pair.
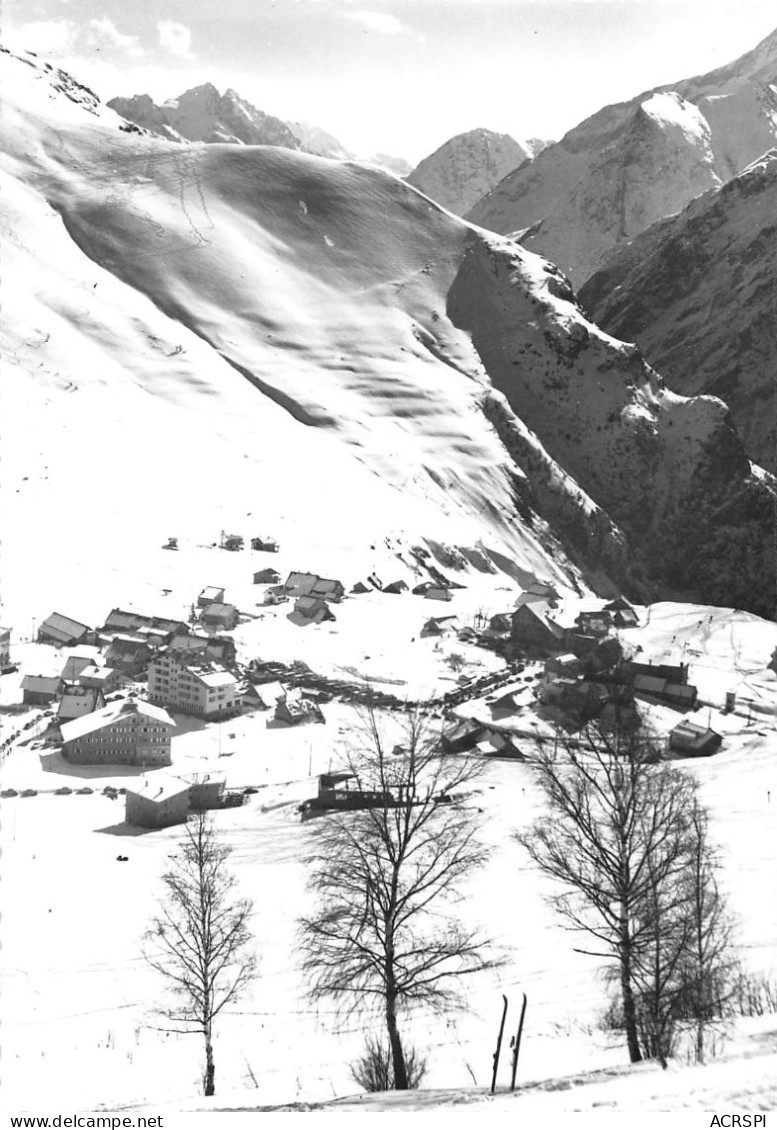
467,25 -> 777,285
580,150 -> 777,475
408,129 -> 533,217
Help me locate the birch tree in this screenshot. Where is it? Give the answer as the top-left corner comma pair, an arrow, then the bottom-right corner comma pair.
145,814 -> 257,1096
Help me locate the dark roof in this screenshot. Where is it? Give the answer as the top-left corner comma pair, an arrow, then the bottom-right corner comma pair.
22,674 -> 62,693
103,609 -> 150,632
39,613 -> 90,641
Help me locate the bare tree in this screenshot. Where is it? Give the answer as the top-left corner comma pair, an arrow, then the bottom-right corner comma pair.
298,707 -> 497,1090
672,797 -> 737,1062
145,814 -> 257,1096
515,719 -> 702,1064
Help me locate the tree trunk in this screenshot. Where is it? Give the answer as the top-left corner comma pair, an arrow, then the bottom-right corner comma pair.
385,993 -> 408,1089
619,922 -> 642,1064
204,1029 -> 216,1096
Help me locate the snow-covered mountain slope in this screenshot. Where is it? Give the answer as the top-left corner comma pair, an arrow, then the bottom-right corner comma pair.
467,25 -> 777,284
1,47 -> 774,620
286,119 -> 352,160
579,150 -> 777,475
109,83 -> 305,150
407,129 -> 534,217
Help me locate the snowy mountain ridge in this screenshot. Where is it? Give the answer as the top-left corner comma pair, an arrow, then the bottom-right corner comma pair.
467,24 -> 777,284
579,148 -> 777,474
107,83 -> 410,174
0,45 -> 774,629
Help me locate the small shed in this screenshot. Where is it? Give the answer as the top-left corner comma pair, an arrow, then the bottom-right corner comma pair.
251,536 -> 279,552
253,569 -> 281,585
294,596 -> 335,623
383,581 -> 408,595
668,721 -> 722,757
125,776 -> 190,829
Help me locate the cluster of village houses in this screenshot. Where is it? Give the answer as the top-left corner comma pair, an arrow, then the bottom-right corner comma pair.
0,569 -> 729,827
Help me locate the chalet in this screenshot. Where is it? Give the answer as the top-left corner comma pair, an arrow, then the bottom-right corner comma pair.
1,627 -> 11,668
223,534 -> 244,551
38,613 -> 90,648
545,653 -> 582,678
102,610 -> 189,644
167,633 -> 237,667
668,721 -> 722,757
633,674 -> 698,709
125,775 -> 189,829
514,581 -> 560,609
605,597 -> 640,628
61,700 -> 175,766
284,572 -> 345,602
576,610 -> 613,637
263,589 -> 287,606
148,651 -> 239,718
197,586 -> 225,608
253,569 -> 281,585
421,616 -> 459,638
102,609 -> 150,635
57,685 -> 106,724
22,674 -> 62,705
511,602 -> 565,654
294,596 -> 335,623
104,635 -> 152,678
540,675 -> 608,716
275,693 -> 324,726
251,536 -> 279,552
77,664 -> 122,694
199,603 -> 239,631
441,718 -> 484,754
61,652 -> 99,682
383,580 -> 408,594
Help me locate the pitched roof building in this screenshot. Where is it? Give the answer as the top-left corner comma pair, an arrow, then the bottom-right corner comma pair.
22,674 -> 63,704
38,613 -> 91,647
125,775 -> 189,828
57,685 -> 106,723
61,700 -> 175,766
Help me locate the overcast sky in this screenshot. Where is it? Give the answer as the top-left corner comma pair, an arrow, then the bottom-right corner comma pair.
4,0 -> 775,163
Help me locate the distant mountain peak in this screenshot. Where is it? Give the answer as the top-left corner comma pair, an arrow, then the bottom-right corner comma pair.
408,128 -> 534,217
